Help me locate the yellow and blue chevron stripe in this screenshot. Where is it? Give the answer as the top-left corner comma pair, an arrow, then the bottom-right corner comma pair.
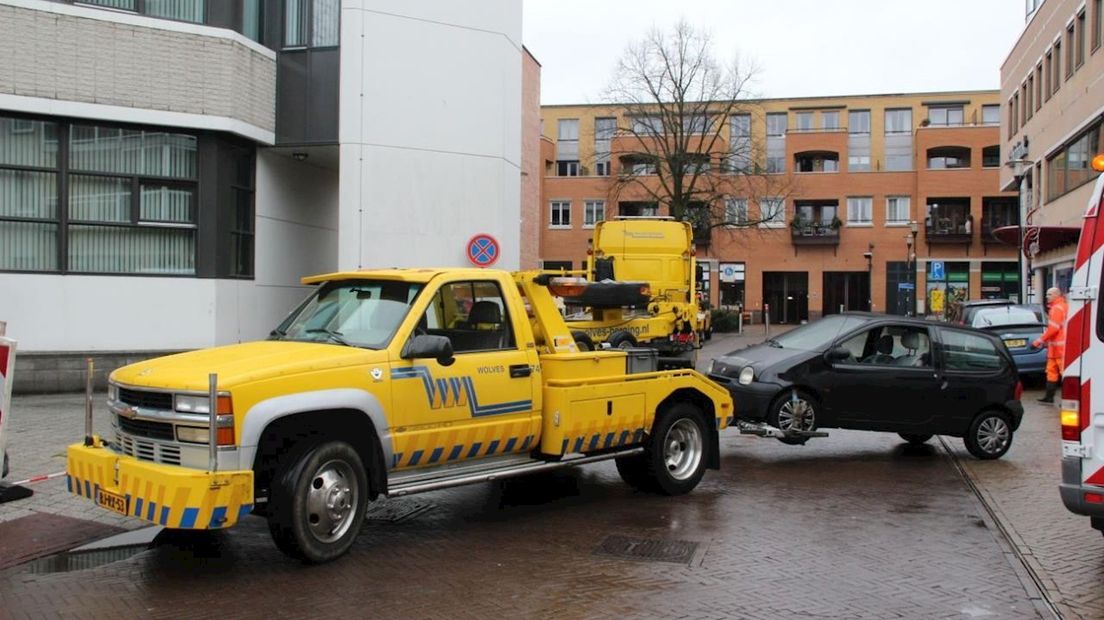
392,366 -> 532,416
67,443 -> 254,530
391,419 -> 538,469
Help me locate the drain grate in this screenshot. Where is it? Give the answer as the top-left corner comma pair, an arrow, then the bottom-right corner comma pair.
364,498 -> 434,523
25,546 -> 148,574
593,535 -> 699,564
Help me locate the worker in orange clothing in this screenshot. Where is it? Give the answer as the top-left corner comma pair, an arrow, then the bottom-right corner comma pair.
1034,287 -> 1068,403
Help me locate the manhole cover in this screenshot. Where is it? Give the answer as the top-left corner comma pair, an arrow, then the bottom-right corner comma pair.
364,498 -> 434,523
593,535 -> 699,564
25,546 -> 148,574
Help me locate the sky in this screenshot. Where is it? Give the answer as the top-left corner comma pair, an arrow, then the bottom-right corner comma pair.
523,0 -> 1027,105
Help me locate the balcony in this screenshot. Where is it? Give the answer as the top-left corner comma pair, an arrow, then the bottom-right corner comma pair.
926,200 -> 972,244
790,222 -> 840,245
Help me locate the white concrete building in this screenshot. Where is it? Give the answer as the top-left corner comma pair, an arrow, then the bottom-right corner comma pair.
0,0 -> 526,391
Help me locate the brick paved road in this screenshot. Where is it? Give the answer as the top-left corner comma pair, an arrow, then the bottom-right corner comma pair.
945,395 -> 1104,620
0,328 -> 1046,619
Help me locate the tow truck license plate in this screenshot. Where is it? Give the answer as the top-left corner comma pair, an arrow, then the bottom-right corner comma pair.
96,489 -> 129,516
1004,338 -> 1027,348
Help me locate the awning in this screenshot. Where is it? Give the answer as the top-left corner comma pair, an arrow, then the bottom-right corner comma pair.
991,225 -> 1081,257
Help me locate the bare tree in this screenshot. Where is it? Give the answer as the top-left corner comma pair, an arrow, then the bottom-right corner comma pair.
599,21 -> 796,237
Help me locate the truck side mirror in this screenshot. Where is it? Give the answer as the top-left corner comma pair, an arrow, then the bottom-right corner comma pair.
401,335 -> 455,367
826,347 -> 851,363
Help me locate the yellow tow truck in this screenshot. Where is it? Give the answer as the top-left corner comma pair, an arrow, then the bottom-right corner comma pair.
67,268 -> 732,563
563,218 -> 709,369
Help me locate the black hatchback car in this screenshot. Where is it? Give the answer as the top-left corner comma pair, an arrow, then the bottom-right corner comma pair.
708,313 -> 1024,459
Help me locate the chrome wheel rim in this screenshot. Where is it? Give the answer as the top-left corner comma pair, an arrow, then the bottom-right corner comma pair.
663,418 -> 703,481
617,340 -> 634,350
304,459 -> 359,544
778,396 -> 816,432
977,416 -> 1010,454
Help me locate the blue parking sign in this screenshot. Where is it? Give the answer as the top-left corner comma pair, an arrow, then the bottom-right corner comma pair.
929,261 -> 945,281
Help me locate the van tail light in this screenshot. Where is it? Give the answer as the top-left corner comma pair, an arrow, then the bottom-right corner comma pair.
1014,380 -> 1023,401
1061,376 -> 1089,442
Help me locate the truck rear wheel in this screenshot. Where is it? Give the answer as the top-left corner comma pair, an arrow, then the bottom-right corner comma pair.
571,330 -> 594,352
607,331 -> 637,349
644,403 -> 708,495
267,440 -> 368,563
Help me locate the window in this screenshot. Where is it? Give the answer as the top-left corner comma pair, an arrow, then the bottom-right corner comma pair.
848,155 -> 871,171
927,146 -> 971,169
419,281 -> 516,353
0,116 -> 219,275
822,111 -> 840,130
1045,51 -> 1054,100
847,197 -> 872,225
228,144 -> 255,277
276,280 -> 422,349
1077,10 -> 1086,68
1055,39 -> 1063,88
285,0 -> 340,47
556,118 -> 579,177
725,198 -> 748,226
849,110 -> 871,134
940,330 -> 1002,371
837,325 -> 932,368
619,202 -> 658,217
728,114 -> 752,172
78,0 -> 205,23
549,201 -> 571,227
795,112 -> 814,131
1047,119 -> 1102,200
683,115 -> 714,134
981,104 -> 1000,125
759,198 -> 785,227
885,109 -> 912,134
795,151 -> 839,173
766,113 -> 787,136
583,200 -> 605,227
1035,64 -> 1043,111
594,117 -> 616,177
1025,77 -> 1034,120
1021,83 -> 1029,125
1095,0 -> 1103,51
928,106 -> 964,126
885,109 -> 913,171
982,145 -> 1000,168
632,115 -> 663,135
556,161 -> 579,177
1067,23 -> 1076,77
886,196 -> 910,225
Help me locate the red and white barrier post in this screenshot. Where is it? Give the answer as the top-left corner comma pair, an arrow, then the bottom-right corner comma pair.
0,321 -> 33,502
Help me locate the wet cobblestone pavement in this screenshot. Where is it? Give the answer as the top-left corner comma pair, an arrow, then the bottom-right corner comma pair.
0,329 -> 1096,618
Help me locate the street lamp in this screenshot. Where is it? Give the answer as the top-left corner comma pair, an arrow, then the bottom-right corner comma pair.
907,221 -> 919,316
863,243 -> 874,311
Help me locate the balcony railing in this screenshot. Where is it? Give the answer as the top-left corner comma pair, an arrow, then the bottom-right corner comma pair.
790,224 -> 840,245
925,224 -> 973,244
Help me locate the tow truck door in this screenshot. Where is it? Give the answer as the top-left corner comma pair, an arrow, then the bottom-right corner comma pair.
389,277 -> 540,469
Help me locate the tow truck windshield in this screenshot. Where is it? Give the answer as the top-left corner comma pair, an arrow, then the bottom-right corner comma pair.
271,280 -> 423,349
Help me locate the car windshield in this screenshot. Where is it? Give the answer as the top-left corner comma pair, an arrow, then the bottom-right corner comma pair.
271,279 -> 423,349
767,315 -> 870,351
971,306 -> 1042,328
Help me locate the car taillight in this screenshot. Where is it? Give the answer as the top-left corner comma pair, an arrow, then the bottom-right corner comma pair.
1014,380 -> 1023,401
1061,376 -> 1089,442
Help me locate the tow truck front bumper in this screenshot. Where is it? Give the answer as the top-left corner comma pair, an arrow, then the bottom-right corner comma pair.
67,439 -> 253,529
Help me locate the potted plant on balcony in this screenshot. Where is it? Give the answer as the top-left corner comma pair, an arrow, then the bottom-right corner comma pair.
790,217 -> 804,235
830,215 -> 842,233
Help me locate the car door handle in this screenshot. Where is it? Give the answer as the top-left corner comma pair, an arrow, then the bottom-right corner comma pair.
509,364 -> 532,378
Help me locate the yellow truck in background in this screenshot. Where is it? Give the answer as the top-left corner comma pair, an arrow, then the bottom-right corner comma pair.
563,218 -> 710,369
67,268 -> 732,563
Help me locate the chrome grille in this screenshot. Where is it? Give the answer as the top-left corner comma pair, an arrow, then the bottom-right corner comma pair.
115,432 -> 182,466
117,416 -> 175,441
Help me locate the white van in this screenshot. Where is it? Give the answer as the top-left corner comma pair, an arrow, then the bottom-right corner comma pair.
1060,155 -> 1104,534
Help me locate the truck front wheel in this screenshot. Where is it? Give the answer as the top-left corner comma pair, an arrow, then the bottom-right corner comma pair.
644,403 -> 708,495
268,440 -> 368,563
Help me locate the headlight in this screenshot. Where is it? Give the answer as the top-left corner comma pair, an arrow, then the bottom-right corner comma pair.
738,366 -> 755,385
708,359 -> 716,375
107,383 -> 119,402
175,394 -> 211,414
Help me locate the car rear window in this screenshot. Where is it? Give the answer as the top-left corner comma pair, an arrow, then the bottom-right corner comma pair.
940,330 -> 1003,371
971,307 -> 1042,328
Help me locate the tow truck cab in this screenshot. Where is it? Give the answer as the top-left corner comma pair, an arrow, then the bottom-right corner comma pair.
1060,154 -> 1104,533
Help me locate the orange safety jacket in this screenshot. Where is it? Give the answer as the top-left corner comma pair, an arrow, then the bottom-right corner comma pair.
1039,296 -> 1068,359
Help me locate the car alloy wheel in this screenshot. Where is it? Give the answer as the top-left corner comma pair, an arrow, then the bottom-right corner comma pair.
777,393 -> 816,433
975,417 -> 1010,455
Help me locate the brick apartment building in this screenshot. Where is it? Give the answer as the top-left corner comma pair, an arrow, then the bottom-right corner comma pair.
539,91 -> 1020,323
1001,0 -> 1104,297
